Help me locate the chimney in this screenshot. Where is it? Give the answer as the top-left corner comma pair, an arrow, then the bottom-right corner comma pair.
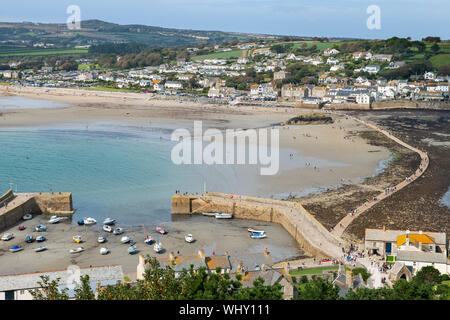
169,252 -> 176,264
198,249 -> 206,263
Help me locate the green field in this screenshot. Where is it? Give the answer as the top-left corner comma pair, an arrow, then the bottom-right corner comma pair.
429,54 -> 450,68
290,266 -> 339,275
291,41 -> 348,51
0,48 -> 88,57
192,49 -> 243,60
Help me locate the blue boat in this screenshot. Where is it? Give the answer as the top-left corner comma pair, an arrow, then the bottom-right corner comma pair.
36,235 -> 46,242
35,225 -> 47,232
25,235 -> 34,243
128,242 -> 137,254
77,219 -> 84,226
10,245 -> 23,253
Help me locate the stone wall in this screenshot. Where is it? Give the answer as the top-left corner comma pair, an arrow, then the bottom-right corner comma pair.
172,192 -> 345,259
31,192 -> 73,215
0,197 -> 39,230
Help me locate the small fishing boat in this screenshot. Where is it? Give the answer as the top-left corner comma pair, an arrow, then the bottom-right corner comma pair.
69,247 -> 84,254
36,235 -> 46,242
113,227 -> 124,235
77,219 -> 85,226
248,228 -> 265,234
100,247 -> 109,255
1,233 -> 14,241
142,225 -> 153,245
155,226 -> 167,234
202,212 -> 217,217
18,225 -> 26,231
48,215 -> 62,224
250,232 -> 267,239
98,236 -> 106,243
83,217 -> 97,225
35,246 -> 47,252
73,235 -> 82,243
103,218 -> 116,226
215,212 -> 233,219
185,234 -> 195,243
22,214 -> 32,220
25,235 -> 34,243
10,245 -> 23,253
121,236 -> 130,244
153,241 -> 163,253
103,225 -> 113,233
128,242 -> 137,255
35,225 -> 47,232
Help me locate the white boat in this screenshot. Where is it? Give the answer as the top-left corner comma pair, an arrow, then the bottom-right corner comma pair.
100,247 -> 109,255
202,212 -> 217,217
121,236 -> 130,244
128,242 -> 137,255
248,228 -> 265,234
1,233 -> 14,241
215,212 -> 233,219
36,235 -> 46,242
113,227 -> 124,235
97,236 -> 106,243
35,225 -> 47,232
70,247 -> 84,254
35,246 -> 47,252
83,217 -> 97,225
73,235 -> 82,243
155,227 -> 167,234
250,232 -> 267,239
153,241 -> 163,253
48,216 -> 62,224
22,214 -> 33,220
103,225 -> 113,233
185,234 -> 195,243
103,218 -> 116,225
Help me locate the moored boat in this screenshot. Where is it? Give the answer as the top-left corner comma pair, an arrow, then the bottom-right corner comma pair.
128,242 -> 137,254
36,235 -> 46,242
248,228 -> 265,234
100,247 -> 110,255
144,235 -> 153,245
121,236 -> 130,244
97,236 -> 106,243
69,247 -> 84,254
153,241 -> 163,253
18,225 -> 26,231
156,226 -> 167,234
202,212 -> 217,217
185,234 -> 195,243
103,225 -> 113,233
35,225 -> 47,232
1,233 -> 14,241
73,235 -> 82,243
10,245 -> 23,253
22,214 -> 32,220
250,232 -> 267,239
34,246 -> 47,252
83,217 -> 97,225
103,218 -> 116,225
25,235 -> 34,243
77,219 -> 85,226
215,212 -> 233,219
113,227 -> 124,235
48,215 -> 62,224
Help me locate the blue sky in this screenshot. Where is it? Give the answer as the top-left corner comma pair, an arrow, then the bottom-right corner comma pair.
1,0 -> 449,40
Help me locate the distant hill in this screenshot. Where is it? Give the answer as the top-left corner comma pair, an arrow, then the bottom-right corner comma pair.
0,19 -> 283,48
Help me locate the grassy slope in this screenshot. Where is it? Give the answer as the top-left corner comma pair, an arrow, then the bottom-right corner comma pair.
0,48 -> 88,57
192,49 -> 243,60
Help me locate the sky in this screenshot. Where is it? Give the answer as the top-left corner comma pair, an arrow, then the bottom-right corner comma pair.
0,0 -> 449,40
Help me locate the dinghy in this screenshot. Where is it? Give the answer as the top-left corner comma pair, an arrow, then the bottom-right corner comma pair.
202,212 -> 217,217
48,216 -> 62,224
248,228 -> 265,234
185,234 -> 195,243
1,233 -> 14,241
35,225 -> 47,232
22,214 -> 32,220
25,235 -> 34,243
215,212 -> 233,219
35,246 -> 47,252
156,226 -> 167,234
153,241 -> 163,253
77,219 -> 84,226
144,235 -> 153,245
97,236 -> 106,243
10,245 -> 23,253
103,218 -> 116,226
36,235 -> 46,242
113,227 -> 124,235
121,236 -> 130,244
70,247 -> 84,254
83,217 -> 97,225
103,225 -> 113,233
250,232 -> 267,239
73,235 -> 82,243
128,242 -> 137,254
100,247 -> 109,255
18,225 -> 26,231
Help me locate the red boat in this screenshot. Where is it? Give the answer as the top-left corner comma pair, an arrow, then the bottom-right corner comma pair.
156,227 -> 167,235
18,226 -> 26,231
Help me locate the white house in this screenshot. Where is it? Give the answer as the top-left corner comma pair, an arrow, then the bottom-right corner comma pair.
424,71 -> 436,80
326,57 -> 340,65
323,48 -> 340,56
164,81 -> 183,89
356,93 -> 371,105
363,65 -> 381,74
